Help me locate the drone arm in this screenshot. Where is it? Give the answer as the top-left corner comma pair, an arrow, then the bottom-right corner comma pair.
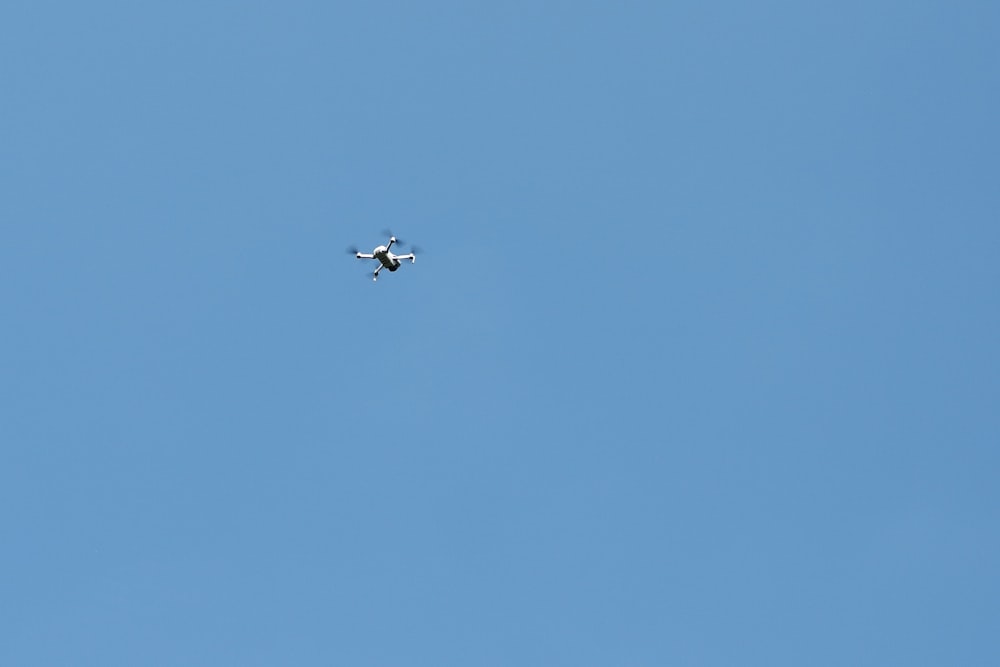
355,253 -> 375,259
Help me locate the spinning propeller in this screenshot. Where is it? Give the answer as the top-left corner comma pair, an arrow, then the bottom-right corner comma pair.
381,229 -> 403,245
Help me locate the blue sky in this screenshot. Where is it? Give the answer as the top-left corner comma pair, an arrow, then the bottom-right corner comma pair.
2,1 -> 998,664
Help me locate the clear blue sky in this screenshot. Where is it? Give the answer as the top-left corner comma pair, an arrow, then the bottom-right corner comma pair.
3,2 -> 998,665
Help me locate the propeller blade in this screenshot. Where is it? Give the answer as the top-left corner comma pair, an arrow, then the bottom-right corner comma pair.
381,229 -> 405,245
346,245 -> 361,255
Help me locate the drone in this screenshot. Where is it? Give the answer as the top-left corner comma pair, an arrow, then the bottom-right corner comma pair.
348,233 -> 417,282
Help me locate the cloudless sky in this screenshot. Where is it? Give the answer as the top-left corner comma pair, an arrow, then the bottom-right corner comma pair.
2,1 -> 999,665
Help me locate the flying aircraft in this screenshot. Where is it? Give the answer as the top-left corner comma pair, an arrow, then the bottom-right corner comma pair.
348,233 -> 417,282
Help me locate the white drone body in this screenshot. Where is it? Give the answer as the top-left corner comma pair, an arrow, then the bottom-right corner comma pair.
354,235 -> 416,281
